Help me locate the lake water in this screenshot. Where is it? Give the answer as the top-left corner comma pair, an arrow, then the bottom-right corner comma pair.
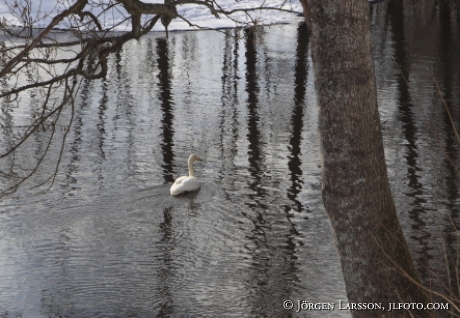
1,3 -> 459,317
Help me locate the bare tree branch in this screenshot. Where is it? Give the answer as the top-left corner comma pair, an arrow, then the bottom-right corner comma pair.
0,0 -> 89,78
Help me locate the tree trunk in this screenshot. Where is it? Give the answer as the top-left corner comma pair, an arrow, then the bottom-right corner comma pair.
299,0 -> 433,316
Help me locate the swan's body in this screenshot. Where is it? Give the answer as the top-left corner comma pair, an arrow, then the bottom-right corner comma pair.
170,154 -> 202,195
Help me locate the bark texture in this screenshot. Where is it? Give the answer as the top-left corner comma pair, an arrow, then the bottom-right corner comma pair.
300,0 -> 433,316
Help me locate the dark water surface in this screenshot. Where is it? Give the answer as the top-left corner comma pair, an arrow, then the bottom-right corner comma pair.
1,2 -> 460,317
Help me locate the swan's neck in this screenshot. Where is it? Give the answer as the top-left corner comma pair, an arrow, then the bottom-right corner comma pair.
188,157 -> 195,177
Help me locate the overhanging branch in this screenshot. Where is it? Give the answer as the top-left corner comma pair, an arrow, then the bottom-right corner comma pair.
0,0 -> 89,78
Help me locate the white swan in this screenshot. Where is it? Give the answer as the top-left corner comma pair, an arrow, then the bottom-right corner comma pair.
170,154 -> 202,195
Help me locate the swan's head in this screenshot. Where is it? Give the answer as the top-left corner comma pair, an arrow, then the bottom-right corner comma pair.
188,154 -> 201,162
189,154 -> 202,163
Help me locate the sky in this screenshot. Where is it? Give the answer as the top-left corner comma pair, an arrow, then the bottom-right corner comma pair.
0,0 -> 303,32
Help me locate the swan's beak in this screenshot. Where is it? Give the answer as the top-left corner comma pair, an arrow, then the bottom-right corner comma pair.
196,156 -> 202,161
